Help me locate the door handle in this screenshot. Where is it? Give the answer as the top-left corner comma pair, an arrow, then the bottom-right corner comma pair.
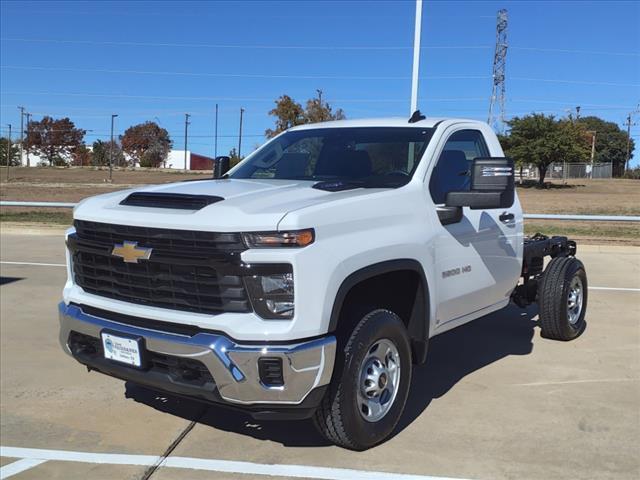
499,212 -> 515,223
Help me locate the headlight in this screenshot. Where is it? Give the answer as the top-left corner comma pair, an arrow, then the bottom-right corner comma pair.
245,272 -> 294,319
242,229 -> 314,248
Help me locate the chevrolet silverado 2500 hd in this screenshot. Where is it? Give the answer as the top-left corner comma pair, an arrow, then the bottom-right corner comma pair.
60,115 -> 587,450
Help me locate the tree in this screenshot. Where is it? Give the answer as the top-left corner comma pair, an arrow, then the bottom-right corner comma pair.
72,144 -> 93,166
577,116 -> 635,177
501,114 -> 591,185
304,94 -> 345,124
265,95 -> 305,138
265,92 -> 346,138
120,121 -> 172,168
24,116 -> 86,166
0,137 -> 20,166
92,139 -> 125,167
228,147 -> 243,167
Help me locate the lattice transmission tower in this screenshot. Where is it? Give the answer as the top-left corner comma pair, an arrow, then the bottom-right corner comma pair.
488,9 -> 508,133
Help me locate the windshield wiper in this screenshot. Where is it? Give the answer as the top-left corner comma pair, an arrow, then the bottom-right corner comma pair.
312,178 -> 406,192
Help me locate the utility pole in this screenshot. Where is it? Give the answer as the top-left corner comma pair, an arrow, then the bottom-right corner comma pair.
25,112 -> 32,167
5,123 -> 11,181
214,104 -> 219,157
184,113 -> 191,171
17,106 -> 24,167
238,108 -> 244,158
488,9 -> 508,132
410,0 -> 422,115
317,89 -> 323,107
109,114 -> 118,182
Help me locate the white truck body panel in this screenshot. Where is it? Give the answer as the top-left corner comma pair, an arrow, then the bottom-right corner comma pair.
66,117 -> 523,343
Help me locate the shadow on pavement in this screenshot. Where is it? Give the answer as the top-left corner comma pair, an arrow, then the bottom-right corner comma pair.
125,303 -> 537,448
0,276 -> 24,286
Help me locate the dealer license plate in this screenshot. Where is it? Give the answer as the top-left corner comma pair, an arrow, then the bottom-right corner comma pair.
101,331 -> 142,368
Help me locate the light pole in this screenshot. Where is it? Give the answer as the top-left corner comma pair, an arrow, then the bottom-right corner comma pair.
184,113 -> 191,171
109,114 -> 118,182
214,104 -> 219,158
17,106 -> 24,166
25,112 -> 32,167
587,130 -> 596,179
410,0 -> 423,114
5,123 -> 11,181
238,108 -> 244,158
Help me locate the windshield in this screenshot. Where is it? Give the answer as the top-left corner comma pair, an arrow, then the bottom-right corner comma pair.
230,127 -> 435,188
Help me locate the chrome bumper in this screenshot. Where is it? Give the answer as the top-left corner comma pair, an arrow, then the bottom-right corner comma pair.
58,303 -> 336,405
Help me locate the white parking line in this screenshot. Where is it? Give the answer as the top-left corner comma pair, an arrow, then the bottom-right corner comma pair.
0,446 -> 469,480
589,286 -> 640,292
0,458 -> 47,479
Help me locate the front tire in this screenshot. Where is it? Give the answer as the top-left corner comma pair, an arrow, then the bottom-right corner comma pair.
313,309 -> 412,450
538,256 -> 588,341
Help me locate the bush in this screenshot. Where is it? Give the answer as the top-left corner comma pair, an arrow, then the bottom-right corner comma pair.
622,167 -> 640,179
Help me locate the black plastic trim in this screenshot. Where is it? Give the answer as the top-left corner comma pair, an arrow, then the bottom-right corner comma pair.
328,259 -> 430,363
120,192 -> 224,210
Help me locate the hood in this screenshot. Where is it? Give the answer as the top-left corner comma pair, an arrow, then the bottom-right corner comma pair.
73,178 -> 386,232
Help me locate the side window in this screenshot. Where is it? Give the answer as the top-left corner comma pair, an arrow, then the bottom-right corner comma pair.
429,130 -> 489,204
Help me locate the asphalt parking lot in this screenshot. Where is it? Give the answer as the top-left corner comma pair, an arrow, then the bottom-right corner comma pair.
1,230 -> 639,480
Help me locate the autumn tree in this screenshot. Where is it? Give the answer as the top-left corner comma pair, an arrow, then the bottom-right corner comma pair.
0,137 -> 20,166
120,121 -> 172,167
577,116 -> 635,177
72,144 -> 93,166
92,139 -> 125,167
265,92 -> 346,138
24,116 -> 86,166
265,95 -> 305,138
304,93 -> 345,124
501,114 -> 591,185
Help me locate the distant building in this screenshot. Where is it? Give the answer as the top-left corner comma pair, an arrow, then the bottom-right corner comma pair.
16,148 -> 216,170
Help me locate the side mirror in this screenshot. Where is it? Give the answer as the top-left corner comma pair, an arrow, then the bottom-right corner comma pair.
212,156 -> 231,178
445,157 -> 514,210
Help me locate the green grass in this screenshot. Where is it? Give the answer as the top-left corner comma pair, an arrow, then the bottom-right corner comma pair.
0,210 -> 73,225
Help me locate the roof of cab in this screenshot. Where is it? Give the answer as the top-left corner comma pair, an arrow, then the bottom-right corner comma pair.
288,117 -> 486,130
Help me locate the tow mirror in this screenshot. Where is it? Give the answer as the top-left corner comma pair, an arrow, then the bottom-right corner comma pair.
445,157 -> 515,210
212,156 -> 231,178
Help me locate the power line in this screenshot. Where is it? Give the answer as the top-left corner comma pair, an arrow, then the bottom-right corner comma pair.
2,37 -> 638,56
0,65 -> 489,81
2,65 -> 638,88
0,37 -> 491,51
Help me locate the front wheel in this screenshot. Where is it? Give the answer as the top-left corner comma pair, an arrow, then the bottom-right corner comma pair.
313,309 -> 412,450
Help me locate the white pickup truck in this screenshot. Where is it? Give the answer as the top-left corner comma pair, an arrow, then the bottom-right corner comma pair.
59,115 -> 587,450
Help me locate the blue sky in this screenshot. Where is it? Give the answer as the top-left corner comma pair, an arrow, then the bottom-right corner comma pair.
1,0 -> 639,164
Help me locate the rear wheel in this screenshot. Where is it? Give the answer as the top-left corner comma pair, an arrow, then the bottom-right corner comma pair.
313,309 -> 412,450
538,256 -> 588,341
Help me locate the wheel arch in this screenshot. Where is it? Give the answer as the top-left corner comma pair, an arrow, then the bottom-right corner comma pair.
328,259 -> 430,364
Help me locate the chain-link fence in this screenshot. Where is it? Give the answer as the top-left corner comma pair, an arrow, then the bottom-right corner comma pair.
517,162 -> 612,180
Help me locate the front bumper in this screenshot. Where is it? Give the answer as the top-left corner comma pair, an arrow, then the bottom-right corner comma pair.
58,303 -> 336,408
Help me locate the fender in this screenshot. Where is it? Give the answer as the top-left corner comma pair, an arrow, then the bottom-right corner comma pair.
328,259 -> 430,364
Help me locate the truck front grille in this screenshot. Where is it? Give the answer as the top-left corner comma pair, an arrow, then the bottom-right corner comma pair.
69,220 -> 251,315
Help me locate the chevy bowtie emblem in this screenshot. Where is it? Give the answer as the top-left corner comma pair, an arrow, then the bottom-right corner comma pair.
111,241 -> 153,264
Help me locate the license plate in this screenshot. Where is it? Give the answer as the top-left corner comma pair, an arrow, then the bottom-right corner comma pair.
101,331 -> 142,368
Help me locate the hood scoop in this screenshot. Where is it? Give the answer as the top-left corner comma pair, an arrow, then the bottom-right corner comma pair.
120,192 -> 224,210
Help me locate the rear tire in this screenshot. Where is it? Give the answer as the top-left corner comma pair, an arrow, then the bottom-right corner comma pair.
313,309 -> 412,450
538,256 -> 587,341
